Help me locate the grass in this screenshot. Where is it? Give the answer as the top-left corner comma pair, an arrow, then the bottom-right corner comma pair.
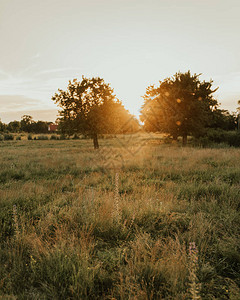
0,133 -> 240,299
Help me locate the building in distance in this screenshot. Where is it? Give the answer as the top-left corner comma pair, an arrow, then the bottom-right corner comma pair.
48,123 -> 58,132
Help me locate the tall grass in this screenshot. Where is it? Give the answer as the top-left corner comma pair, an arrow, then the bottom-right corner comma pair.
0,134 -> 239,299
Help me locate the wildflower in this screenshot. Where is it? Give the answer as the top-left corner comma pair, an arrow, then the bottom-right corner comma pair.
12,205 -> 20,239
188,242 -> 201,299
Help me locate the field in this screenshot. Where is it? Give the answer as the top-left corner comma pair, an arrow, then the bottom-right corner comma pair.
0,134 -> 240,299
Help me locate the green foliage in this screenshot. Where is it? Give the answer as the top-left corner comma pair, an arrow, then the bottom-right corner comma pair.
7,120 -> 21,133
4,133 -> 14,140
0,120 -> 7,132
50,134 -> 59,140
37,135 -> 49,140
195,129 -> 240,147
27,134 -> 33,140
211,109 -> 237,130
72,133 -> 80,140
140,71 -> 219,145
59,134 -> 67,140
18,115 -> 49,134
20,115 -> 33,133
0,118 -> 50,134
52,76 -> 139,149
31,120 -> 49,133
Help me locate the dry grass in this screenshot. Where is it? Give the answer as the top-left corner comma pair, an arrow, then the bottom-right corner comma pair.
0,134 -> 239,299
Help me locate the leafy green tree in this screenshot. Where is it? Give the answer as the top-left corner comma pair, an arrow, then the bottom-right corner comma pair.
237,100 -> 240,112
7,121 -> 21,132
52,76 -> 138,148
140,71 -> 219,145
32,121 -> 49,133
237,100 -> 240,131
20,115 -> 33,133
0,120 -> 6,132
210,109 -> 236,131
19,116 -> 49,133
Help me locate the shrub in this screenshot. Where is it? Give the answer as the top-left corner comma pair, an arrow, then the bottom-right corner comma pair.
16,136 -> 21,140
195,129 -> 240,147
226,131 -> 240,147
28,134 -> 33,140
207,129 -> 226,143
72,133 -> 80,140
59,134 -> 67,140
4,133 -> 14,140
37,135 -> 49,140
0,134 -> 4,141
50,135 -> 59,140
163,135 -> 174,144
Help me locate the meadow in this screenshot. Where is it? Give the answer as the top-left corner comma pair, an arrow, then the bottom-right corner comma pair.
0,134 -> 239,299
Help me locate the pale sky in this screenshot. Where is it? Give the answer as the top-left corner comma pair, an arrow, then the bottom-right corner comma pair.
0,0 -> 240,123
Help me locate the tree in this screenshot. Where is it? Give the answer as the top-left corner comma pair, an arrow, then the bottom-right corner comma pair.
140,71 -> 219,145
210,109 -> 237,131
32,121 -> 49,133
52,76 -> 138,148
0,120 -> 6,132
237,100 -> 240,131
237,100 -> 240,112
20,115 -> 33,132
7,121 -> 21,132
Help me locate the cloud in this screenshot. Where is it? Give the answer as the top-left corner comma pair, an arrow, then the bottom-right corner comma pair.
0,109 -> 58,123
0,69 -> 10,80
35,67 -> 80,77
0,76 -> 37,95
0,69 -> 81,101
31,53 -> 40,59
0,95 -> 45,111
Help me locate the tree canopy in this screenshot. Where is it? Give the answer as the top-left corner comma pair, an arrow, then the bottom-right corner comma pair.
140,71 -> 219,145
20,115 -> 33,133
52,76 -> 139,148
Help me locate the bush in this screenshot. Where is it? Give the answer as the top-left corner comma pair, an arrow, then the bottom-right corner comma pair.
37,135 -> 49,140
28,134 -> 33,140
50,135 -> 59,140
226,131 -> 240,147
72,133 -> 80,140
207,129 -> 227,144
195,129 -> 240,147
59,134 -> 66,140
4,133 -> 14,140
163,135 -> 174,144
0,134 -> 4,141
16,136 -> 21,140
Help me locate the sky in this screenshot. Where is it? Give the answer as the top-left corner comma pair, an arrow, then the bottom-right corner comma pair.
0,0 -> 240,123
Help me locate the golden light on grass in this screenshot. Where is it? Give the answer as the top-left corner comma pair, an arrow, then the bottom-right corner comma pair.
1,135 -> 240,298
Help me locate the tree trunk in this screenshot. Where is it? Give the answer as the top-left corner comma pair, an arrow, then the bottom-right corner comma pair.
93,133 -> 99,149
182,133 -> 187,146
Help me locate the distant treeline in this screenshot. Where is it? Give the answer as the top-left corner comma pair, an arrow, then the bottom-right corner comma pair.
0,110 -> 238,134
1,71 -> 240,149
0,115 -> 51,134
204,109 -> 237,131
